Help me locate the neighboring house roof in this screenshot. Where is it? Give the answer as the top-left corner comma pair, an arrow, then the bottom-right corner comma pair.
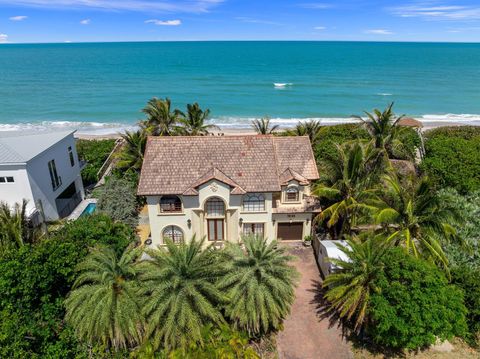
138,135 -> 319,195
0,131 -> 75,164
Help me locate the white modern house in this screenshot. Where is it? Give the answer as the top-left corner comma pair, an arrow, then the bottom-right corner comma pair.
0,131 -> 85,222
138,135 -> 321,247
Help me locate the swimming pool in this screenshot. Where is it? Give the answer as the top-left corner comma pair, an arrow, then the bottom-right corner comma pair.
80,203 -> 97,217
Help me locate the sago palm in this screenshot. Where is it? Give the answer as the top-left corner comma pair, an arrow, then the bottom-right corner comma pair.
140,97 -> 181,136
177,102 -> 219,135
64,246 -> 144,351
323,236 -> 388,331
313,141 -> 381,239
251,117 -> 279,134
116,130 -> 147,173
139,237 -> 226,350
0,200 -> 37,253
374,174 -> 457,268
219,236 -> 298,336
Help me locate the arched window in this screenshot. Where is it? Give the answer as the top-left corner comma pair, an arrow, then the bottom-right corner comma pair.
160,196 -> 182,213
285,187 -> 299,202
243,194 -> 265,212
162,225 -> 184,244
206,197 -> 225,217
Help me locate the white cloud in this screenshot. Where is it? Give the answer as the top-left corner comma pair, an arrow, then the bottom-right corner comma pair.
390,3 -> 480,21
9,15 -> 28,21
145,19 -> 181,26
364,29 -> 394,35
299,3 -> 332,9
0,0 -> 224,13
314,26 -> 326,30
80,18 -> 90,25
0,34 -> 8,43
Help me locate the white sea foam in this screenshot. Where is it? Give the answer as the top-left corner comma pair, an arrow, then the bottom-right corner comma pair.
0,114 -> 479,136
0,121 -> 137,135
273,83 -> 293,88
377,93 -> 393,96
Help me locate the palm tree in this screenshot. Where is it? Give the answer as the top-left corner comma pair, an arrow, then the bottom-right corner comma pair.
285,120 -> 322,145
140,97 -> 181,136
139,237 -> 226,350
116,130 -> 147,173
64,246 -> 144,351
313,141 -> 382,239
374,174 -> 457,268
177,102 -> 219,135
353,103 -> 410,160
323,236 -> 388,331
0,200 -> 37,253
251,117 -> 279,134
219,236 -> 298,336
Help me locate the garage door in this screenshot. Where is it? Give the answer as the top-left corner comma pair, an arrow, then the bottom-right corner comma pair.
277,222 -> 303,241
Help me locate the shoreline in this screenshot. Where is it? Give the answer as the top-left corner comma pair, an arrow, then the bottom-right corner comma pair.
74,120 -> 477,140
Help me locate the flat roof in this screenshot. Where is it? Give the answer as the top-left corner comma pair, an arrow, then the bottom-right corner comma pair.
0,131 -> 75,164
320,240 -> 351,262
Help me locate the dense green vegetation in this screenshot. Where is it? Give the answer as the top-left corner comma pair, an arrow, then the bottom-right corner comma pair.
0,214 -> 135,357
76,139 -> 116,186
311,104 -> 479,352
368,248 -> 467,350
421,126 -> 480,193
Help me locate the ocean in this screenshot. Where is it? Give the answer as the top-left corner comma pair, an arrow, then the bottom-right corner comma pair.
0,41 -> 479,134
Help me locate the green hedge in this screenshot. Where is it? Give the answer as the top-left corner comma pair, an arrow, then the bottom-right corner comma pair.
421,126 -> 480,194
76,139 -> 116,186
368,248 -> 467,350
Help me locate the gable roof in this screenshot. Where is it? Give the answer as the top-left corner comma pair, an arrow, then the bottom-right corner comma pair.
138,135 -> 319,196
0,131 -> 75,165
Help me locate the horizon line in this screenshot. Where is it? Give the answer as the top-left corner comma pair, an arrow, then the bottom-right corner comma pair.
2,39 -> 480,45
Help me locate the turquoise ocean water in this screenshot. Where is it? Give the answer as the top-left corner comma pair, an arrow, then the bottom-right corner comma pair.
0,41 -> 479,134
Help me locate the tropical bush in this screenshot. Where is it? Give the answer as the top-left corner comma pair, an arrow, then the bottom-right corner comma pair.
0,200 -> 39,254
0,214 -> 137,358
368,248 -> 468,350
76,139 -> 116,186
220,236 -> 298,336
421,126 -> 480,193
451,265 -> 480,345
438,189 -> 480,269
95,177 -> 138,227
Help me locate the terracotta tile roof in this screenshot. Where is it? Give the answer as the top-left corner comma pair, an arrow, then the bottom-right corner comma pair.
138,135 -> 319,196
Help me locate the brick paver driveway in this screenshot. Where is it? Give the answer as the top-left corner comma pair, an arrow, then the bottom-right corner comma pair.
277,243 -> 353,359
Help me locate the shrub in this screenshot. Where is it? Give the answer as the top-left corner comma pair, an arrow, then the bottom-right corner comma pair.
0,215 -> 136,357
76,139 -> 116,186
438,189 -> 480,269
451,265 -> 480,345
94,177 -> 138,228
367,248 -> 468,350
421,126 -> 480,193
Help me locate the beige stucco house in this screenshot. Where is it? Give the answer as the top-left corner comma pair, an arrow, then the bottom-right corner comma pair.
137,135 -> 320,247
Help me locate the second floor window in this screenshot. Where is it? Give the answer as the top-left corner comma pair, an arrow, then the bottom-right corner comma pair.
160,196 -> 182,213
285,187 -> 299,202
48,159 -> 61,190
68,146 -> 75,167
243,194 -> 265,212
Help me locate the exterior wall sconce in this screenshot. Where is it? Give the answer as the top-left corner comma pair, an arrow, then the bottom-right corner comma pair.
187,219 -> 192,228
239,217 -> 243,226
306,218 -> 310,224
272,219 -> 276,225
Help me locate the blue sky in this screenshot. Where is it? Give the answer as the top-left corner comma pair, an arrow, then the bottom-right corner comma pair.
1,0 -> 480,43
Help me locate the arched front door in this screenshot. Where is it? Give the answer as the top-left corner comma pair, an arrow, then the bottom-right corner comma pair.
205,197 -> 225,241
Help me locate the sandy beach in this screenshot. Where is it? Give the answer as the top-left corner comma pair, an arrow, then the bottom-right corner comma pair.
74,121 -> 474,140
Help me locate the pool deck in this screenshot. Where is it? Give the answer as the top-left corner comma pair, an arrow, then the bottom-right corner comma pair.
67,198 -> 97,221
